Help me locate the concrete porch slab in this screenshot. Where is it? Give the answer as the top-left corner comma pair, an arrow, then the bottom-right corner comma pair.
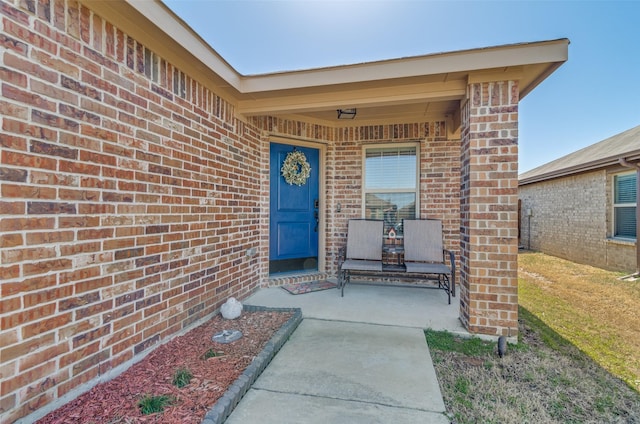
226,390 -> 449,424
225,319 -> 449,424
244,281 -> 467,335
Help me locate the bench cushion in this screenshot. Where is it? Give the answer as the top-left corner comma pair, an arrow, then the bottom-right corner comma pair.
404,262 -> 450,275
342,259 -> 383,272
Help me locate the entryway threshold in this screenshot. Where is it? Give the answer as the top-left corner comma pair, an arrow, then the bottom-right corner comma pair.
268,271 -> 331,287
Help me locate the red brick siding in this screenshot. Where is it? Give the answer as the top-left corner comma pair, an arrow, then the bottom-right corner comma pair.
331,123 -> 461,275
0,1 -> 261,421
251,118 -> 462,276
0,0 -> 522,420
460,81 -> 519,337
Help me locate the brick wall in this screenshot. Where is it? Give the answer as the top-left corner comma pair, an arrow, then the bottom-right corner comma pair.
519,169 -> 637,272
330,123 -> 462,273
252,119 -> 462,276
459,81 -> 520,337
0,1 -> 263,421
0,0 -> 518,421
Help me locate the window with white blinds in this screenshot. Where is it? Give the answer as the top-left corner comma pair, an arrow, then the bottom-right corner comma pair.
613,172 -> 637,239
363,144 -> 418,237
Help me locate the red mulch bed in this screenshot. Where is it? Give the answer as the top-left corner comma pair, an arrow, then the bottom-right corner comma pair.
37,310 -> 293,424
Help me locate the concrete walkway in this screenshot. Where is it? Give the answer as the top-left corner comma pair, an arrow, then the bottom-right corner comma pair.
225,283 -> 467,423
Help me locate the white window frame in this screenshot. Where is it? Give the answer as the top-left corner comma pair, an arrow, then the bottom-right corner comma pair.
612,171 -> 637,240
361,142 -> 420,237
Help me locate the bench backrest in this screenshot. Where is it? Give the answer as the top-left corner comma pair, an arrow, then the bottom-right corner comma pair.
403,219 -> 443,263
346,219 -> 383,261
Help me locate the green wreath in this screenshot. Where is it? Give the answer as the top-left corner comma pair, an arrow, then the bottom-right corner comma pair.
281,150 -> 311,186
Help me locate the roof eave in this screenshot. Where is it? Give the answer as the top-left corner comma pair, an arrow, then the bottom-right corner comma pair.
519,151 -> 640,186
238,39 -> 569,94
123,1 -> 567,95
88,1 -> 568,123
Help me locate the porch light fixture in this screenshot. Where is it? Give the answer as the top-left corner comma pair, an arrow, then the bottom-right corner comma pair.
337,108 -> 357,119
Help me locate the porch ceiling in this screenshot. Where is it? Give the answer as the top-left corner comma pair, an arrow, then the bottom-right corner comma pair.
89,1 -> 568,128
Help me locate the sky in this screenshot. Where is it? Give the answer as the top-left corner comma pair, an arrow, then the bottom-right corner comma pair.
163,0 -> 640,173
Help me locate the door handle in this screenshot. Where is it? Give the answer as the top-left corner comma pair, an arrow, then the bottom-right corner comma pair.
313,199 -> 319,232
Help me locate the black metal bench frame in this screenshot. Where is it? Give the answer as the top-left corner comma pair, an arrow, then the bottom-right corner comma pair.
337,247 -> 456,304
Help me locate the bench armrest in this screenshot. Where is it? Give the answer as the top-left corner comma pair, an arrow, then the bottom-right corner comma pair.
444,249 -> 456,297
338,246 -> 347,268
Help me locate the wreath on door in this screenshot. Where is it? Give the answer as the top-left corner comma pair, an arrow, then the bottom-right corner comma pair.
281,150 -> 311,186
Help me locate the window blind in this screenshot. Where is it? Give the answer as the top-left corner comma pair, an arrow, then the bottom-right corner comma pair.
615,174 -> 637,204
364,147 -> 416,189
614,173 -> 637,238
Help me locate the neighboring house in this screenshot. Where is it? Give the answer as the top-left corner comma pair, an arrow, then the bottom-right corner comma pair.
0,0 -> 568,421
519,125 -> 640,272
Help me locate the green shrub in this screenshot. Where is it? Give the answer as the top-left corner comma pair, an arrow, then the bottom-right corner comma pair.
138,394 -> 174,415
202,348 -> 224,359
172,367 -> 193,388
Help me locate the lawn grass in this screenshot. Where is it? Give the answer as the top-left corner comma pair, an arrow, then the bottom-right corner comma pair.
518,251 -> 640,391
427,251 -> 640,423
427,307 -> 640,424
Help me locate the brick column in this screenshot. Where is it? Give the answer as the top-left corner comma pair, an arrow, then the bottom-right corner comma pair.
459,80 -> 519,337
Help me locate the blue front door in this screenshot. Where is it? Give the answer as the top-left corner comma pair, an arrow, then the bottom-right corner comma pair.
269,143 -> 319,274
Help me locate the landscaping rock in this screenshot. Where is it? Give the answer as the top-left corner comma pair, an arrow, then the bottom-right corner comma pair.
221,297 -> 243,319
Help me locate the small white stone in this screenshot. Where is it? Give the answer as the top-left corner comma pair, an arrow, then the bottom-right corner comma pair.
220,297 -> 242,320
212,329 -> 243,343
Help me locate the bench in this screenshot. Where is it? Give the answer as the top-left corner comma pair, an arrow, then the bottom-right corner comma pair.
338,219 -> 455,304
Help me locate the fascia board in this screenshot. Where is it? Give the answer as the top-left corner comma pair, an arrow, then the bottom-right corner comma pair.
126,0 -> 241,88
519,151 -> 640,186
118,2 -> 568,103
239,40 -> 569,94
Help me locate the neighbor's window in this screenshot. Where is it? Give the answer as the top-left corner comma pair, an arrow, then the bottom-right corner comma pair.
613,172 -> 637,239
363,144 -> 418,237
